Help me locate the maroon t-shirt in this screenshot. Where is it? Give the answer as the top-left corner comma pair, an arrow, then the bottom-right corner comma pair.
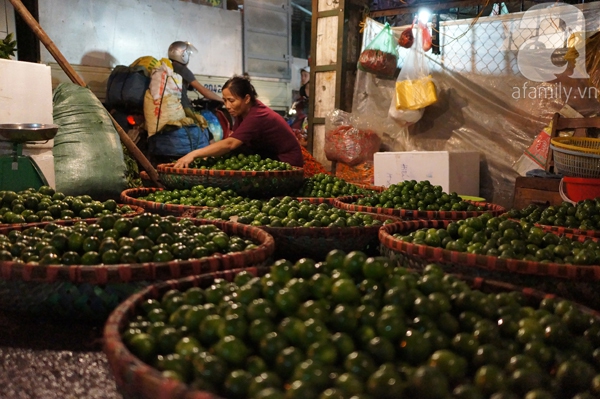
230,100 -> 304,167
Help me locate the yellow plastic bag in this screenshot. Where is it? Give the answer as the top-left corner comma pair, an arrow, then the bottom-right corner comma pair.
388,23 -> 437,124
130,56 -> 160,75
395,74 -> 437,110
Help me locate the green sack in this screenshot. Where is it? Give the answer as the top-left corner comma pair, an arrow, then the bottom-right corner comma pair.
358,22 -> 398,78
53,83 -> 128,201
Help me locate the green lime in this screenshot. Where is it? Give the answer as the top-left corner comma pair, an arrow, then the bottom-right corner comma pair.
409,365 -> 449,399
343,251 -> 367,277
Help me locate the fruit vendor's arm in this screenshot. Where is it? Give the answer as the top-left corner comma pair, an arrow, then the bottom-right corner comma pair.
190,80 -> 224,103
174,137 -> 243,168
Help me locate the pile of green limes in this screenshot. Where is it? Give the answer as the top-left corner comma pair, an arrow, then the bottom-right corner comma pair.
395,213 -> 600,265
0,213 -> 257,265
0,186 -> 134,224
508,199 -> 600,231
189,153 -> 294,171
194,196 -> 393,228
355,180 -> 483,212
122,250 -> 600,398
139,185 -> 248,207
295,173 -> 377,198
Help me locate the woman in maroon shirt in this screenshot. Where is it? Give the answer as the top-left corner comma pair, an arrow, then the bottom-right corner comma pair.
174,75 -> 304,168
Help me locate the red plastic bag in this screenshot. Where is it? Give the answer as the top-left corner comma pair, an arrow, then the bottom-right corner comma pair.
324,109 -> 382,166
398,24 -> 414,49
420,21 -> 432,52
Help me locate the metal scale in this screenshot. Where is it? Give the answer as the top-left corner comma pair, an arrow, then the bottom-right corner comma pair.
0,123 -> 59,192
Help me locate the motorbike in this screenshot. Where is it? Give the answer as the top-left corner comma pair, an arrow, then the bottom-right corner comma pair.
190,97 -> 233,142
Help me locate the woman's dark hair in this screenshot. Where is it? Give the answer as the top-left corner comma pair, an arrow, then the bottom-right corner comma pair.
223,75 -> 258,103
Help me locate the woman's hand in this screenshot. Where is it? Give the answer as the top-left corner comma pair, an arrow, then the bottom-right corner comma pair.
174,153 -> 196,169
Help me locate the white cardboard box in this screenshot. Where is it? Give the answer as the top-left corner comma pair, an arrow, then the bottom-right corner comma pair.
374,151 -> 480,196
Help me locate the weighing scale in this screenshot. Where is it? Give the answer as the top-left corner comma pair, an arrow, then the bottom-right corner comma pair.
0,123 -> 59,192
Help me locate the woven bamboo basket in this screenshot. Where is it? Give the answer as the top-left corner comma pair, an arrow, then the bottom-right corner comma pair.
0,219 -> 274,322
0,204 -> 145,229
139,171 -> 158,188
260,212 -> 401,261
536,224 -> 600,239
120,187 -> 214,216
156,163 -> 305,198
104,267 -> 270,399
334,196 -> 506,220
103,266 -> 600,399
379,219 -> 600,309
181,207 -> 400,262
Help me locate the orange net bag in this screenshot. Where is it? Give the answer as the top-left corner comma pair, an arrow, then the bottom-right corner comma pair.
335,161 -> 374,185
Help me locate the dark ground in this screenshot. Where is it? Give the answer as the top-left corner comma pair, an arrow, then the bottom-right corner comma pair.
0,310 -> 122,399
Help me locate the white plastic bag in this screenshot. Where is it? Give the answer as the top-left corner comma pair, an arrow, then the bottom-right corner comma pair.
388,98 -> 424,125
388,25 -> 436,125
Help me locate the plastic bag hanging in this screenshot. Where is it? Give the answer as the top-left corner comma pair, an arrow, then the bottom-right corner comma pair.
398,22 -> 415,49
420,21 -> 432,52
357,22 -> 398,79
394,25 -> 437,111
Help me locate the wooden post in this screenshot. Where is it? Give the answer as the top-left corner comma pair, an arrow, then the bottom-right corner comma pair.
309,0 -> 367,172
8,0 -> 162,187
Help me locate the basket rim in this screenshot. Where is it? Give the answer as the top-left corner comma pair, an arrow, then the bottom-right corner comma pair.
0,204 -> 145,230
157,163 -> 304,177
379,220 -> 600,281
0,218 -> 275,284
536,223 -> 600,238
551,137 -> 600,155
550,144 -> 600,159
120,187 -> 214,214
333,196 -> 506,220
260,212 -> 400,237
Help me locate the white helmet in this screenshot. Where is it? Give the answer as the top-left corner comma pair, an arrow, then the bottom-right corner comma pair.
168,41 -> 198,65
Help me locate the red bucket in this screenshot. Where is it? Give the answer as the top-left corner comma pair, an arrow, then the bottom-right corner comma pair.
560,176 -> 600,203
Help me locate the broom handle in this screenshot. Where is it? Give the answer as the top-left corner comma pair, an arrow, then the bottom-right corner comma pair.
8,0 -> 163,188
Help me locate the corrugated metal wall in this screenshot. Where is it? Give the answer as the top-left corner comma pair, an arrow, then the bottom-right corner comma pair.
37,0 -> 243,76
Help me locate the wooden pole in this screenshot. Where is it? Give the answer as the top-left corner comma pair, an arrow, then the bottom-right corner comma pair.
8,0 -> 162,187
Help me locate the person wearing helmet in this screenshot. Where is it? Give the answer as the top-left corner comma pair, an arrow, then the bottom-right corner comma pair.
167,41 -> 224,109
174,74 -> 303,168
300,65 -> 310,87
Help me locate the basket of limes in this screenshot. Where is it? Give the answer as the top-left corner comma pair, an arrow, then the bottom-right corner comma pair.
120,186 -> 248,216
188,196 -> 400,261
104,252 -> 600,399
293,174 -> 383,204
0,186 -> 143,225
334,180 -> 505,220
507,200 -> 600,238
379,214 -> 600,309
0,213 -> 274,322
156,153 -> 304,198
